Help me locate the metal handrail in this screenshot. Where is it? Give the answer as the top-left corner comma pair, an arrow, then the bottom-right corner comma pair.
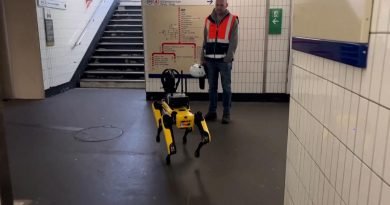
71,0 -> 110,49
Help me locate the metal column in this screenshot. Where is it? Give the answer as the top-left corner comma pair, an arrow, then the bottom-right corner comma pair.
262,0 -> 270,93
0,0 -> 14,202
0,98 -> 13,205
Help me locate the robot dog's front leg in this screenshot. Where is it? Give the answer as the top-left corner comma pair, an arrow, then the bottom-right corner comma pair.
161,114 -> 177,165
152,102 -> 163,143
194,112 -> 211,158
156,121 -> 162,143
182,128 -> 192,145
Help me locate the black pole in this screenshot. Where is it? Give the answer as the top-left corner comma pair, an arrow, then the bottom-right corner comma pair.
0,0 -> 14,202
0,95 -> 13,205
185,73 -> 188,94
181,70 -> 184,94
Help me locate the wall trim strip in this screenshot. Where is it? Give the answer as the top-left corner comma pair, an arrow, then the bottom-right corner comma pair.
292,37 -> 368,68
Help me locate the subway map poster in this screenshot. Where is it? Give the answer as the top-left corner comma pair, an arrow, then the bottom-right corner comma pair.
143,5 -> 213,73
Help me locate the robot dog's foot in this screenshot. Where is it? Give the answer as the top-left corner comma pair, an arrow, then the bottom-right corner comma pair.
194,142 -> 204,158
193,112 -> 211,158
165,143 -> 176,165
156,129 -> 161,143
156,123 -> 162,143
166,155 -> 171,165
194,149 -> 200,158
194,136 -> 210,158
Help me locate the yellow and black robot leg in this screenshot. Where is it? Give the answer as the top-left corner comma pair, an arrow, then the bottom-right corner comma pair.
182,128 -> 192,145
152,102 -> 163,143
194,112 -> 211,158
161,114 -> 177,165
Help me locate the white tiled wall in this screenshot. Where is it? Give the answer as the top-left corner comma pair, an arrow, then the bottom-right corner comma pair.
146,0 -> 291,94
230,0 -> 267,94
36,0 -> 115,90
267,0 -> 290,93
285,0 -> 390,204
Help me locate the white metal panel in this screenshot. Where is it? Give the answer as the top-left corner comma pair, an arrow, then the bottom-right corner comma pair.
293,0 -> 373,43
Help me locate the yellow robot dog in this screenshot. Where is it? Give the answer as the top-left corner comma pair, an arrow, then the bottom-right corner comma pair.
152,68 -> 211,165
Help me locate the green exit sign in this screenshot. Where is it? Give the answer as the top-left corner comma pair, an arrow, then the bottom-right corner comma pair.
269,8 -> 283,34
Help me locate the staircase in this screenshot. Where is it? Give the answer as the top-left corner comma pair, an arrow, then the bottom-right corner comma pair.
80,1 -> 145,89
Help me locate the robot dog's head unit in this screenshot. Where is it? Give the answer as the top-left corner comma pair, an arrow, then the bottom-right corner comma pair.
161,69 -> 190,109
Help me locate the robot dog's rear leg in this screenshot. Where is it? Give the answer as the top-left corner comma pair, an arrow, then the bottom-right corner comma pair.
195,141 -> 207,158
152,102 -> 163,143
166,154 -> 171,165
194,112 -> 211,158
162,114 -> 176,165
156,119 -> 162,143
182,128 -> 192,145
166,142 -> 177,165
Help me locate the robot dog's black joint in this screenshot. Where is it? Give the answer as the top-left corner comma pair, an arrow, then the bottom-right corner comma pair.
201,134 -> 210,144
162,115 -> 173,128
166,155 -> 171,165
194,111 -> 204,122
169,143 -> 177,155
195,142 -> 205,158
195,112 -> 208,139
171,111 -> 178,123
156,119 -> 162,143
183,128 -> 192,145
153,101 -> 163,110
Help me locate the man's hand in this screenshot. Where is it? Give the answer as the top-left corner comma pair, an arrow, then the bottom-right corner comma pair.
223,56 -> 233,63
201,59 -> 206,67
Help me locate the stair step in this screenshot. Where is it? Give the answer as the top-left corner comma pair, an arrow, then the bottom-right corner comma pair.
99,42 -> 143,45
81,79 -> 145,82
84,70 -> 144,74
111,19 -> 142,22
82,79 -> 145,83
91,56 -> 144,59
120,0 -> 142,2
95,49 -> 144,52
113,14 -> 142,17
88,63 -> 145,66
119,2 -> 142,5
79,4 -> 145,90
116,9 -> 141,12
107,25 -> 142,27
101,36 -> 143,39
80,80 -> 145,89
104,30 -> 142,33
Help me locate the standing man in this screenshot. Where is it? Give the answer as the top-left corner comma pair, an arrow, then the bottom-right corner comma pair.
201,0 -> 239,124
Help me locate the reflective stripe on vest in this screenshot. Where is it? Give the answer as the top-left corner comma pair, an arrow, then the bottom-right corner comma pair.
204,54 -> 226,58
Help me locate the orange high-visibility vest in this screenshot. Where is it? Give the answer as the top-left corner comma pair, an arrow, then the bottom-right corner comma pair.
204,14 -> 238,59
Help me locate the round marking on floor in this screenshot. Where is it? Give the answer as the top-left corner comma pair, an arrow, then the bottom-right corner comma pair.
74,125 -> 124,142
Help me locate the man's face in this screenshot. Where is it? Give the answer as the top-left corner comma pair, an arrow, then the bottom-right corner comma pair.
215,0 -> 228,16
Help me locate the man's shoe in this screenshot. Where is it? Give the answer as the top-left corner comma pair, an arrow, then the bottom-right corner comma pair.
205,112 -> 217,121
222,114 -> 230,124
